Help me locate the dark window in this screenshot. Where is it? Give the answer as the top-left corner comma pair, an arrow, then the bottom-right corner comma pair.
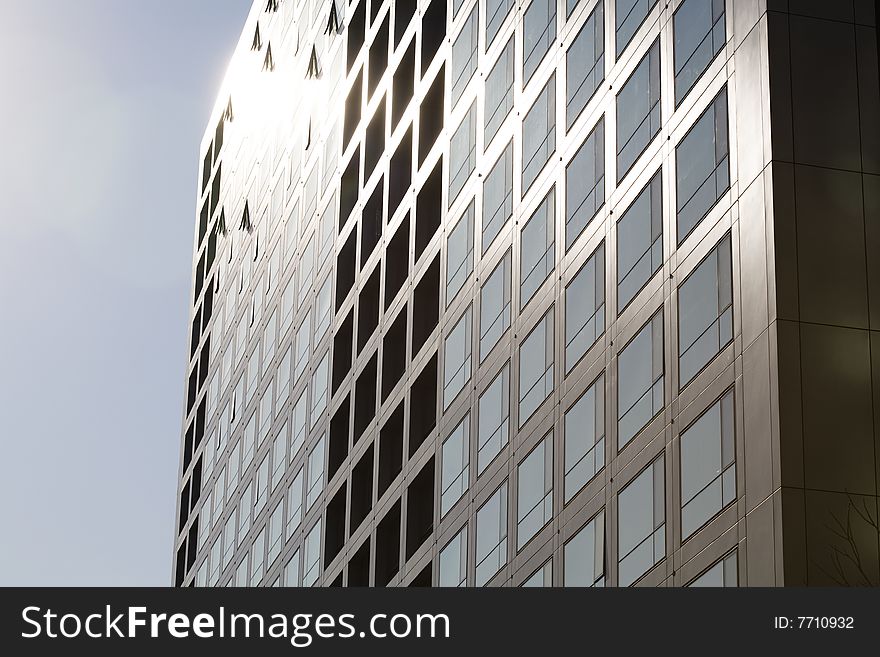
392,40 -> 416,131
350,445 -> 374,535
678,233 -> 732,387
405,457 -> 435,558
348,539 -> 371,585
616,38 -> 661,181
388,127 -> 413,219
354,352 -> 378,442
369,14 -> 390,98
324,483 -> 347,564
335,227 -> 357,309
332,309 -> 354,393
364,98 -> 386,181
361,177 -> 384,268
418,66 -> 445,165
421,0 -> 447,72
565,116 -> 604,250
384,214 -> 410,308
676,87 -> 729,243
617,168 -> 662,313
381,304 -> 408,400
347,0 -> 367,71
395,0 -> 417,47
412,254 -> 441,358
415,158 -> 443,261
566,1 -> 604,130
673,0 -> 726,106
328,395 -> 351,478
357,265 -> 381,353
339,145 -> 361,230
378,402 -> 404,495
344,69 -> 364,151
375,499 -> 401,585
615,0 -> 658,58
408,353 -> 438,456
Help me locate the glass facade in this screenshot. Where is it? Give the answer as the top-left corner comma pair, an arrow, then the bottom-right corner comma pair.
175,0 -> 835,589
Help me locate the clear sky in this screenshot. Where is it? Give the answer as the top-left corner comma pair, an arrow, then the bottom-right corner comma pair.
0,1 -> 251,585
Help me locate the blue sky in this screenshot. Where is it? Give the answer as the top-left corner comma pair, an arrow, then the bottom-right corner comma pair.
0,1 -> 250,585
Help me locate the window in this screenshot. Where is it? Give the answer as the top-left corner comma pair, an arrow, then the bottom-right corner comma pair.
618,454 -> 665,586
311,351 -> 329,424
678,233 -> 732,387
482,141 -> 513,253
446,200 -> 475,306
484,38 -> 514,146
276,347 -> 291,406
443,306 -> 473,409
520,188 -> 555,309
441,414 -> 470,516
449,101 -> 477,205
616,38 -> 660,181
564,510 -> 605,586
303,519 -> 322,586
250,525 -> 266,586
439,526 -> 468,586
486,0 -> 514,48
615,0 -> 658,57
522,560 -> 552,587
689,550 -> 737,586
294,314 -> 311,384
617,168 -> 662,313
477,363 -> 510,473
271,429 -> 287,490
519,310 -> 554,425
564,373 -> 605,502
479,250 -> 511,361
681,389 -> 735,538
297,236 -> 315,308
617,309 -> 664,449
291,389 -> 308,457
565,242 -> 605,371
522,74 -> 556,193
566,1 -> 604,130
315,275 -> 332,340
451,3 -> 479,107
284,549 -> 300,586
267,500 -> 284,566
676,87 -> 729,243
674,0 -> 726,106
475,481 -> 508,586
516,435 -> 552,549
306,435 -> 325,509
523,0 -> 556,83
565,116 -> 604,249
418,66 -> 445,165
286,467 -> 304,539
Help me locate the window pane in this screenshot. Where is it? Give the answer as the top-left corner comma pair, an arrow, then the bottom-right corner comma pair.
521,560 -> 553,586
286,467 -> 304,539
678,233 -> 733,386
564,510 -> 605,586
486,0 -> 515,48
522,74 -> 556,193
566,116 -> 605,250
564,373 -> 605,502
311,350 -> 329,424
478,363 -> 510,472
476,481 -> 508,585
306,435 -> 326,508
676,87 -> 729,243
523,0 -> 557,83
439,525 -> 468,586
479,251 -> 512,361
483,141 -> 514,253
302,518 -> 322,586
518,310 -> 555,424
681,389 -> 735,538
452,4 -> 479,107
566,1 -> 605,130
520,188 -> 556,308
688,549 -> 738,586
616,38 -> 661,181
485,38 -> 515,146
516,435 -> 553,549
444,305 -> 473,408
565,243 -> 605,371
450,101 -> 477,205
617,310 -> 664,449
617,168 -> 663,312
674,0 -> 726,106
446,200 -> 475,306
615,0 -> 659,57
618,455 -> 665,586
441,414 -> 470,516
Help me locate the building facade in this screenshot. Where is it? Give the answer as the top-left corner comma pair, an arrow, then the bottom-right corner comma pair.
174,0 -> 880,588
